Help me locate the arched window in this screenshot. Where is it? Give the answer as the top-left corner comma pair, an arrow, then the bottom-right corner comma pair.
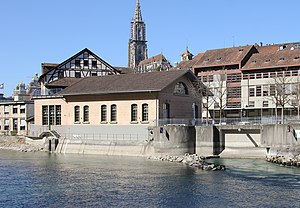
111,104 -> 117,122
131,104 -> 138,122
83,105 -> 89,122
174,82 -> 188,95
194,105 -> 199,119
101,105 -> 107,122
74,106 -> 80,122
142,104 -> 149,122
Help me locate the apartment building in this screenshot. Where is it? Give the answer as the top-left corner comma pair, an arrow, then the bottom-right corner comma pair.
179,42 -> 300,122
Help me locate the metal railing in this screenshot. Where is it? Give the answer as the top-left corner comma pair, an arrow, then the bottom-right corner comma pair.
153,116 -> 300,126
69,133 -> 147,141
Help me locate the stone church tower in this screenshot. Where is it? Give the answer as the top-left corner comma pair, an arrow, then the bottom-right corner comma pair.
128,0 -> 148,70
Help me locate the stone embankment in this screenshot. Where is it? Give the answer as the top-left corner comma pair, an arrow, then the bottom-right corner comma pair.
0,137 -> 44,152
266,146 -> 300,167
148,153 -> 225,171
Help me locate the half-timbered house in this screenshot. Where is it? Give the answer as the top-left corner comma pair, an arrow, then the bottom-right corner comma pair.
39,48 -> 121,95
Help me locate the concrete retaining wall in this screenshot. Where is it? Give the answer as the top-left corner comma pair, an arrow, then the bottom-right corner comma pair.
150,125 -> 195,155
261,124 -> 300,147
56,139 -> 155,156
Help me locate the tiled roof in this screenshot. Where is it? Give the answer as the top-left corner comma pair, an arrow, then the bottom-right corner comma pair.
114,66 -> 134,74
242,49 -> 300,70
257,42 -> 300,54
138,54 -> 166,66
58,70 -> 195,96
177,53 -> 204,70
194,45 -> 254,68
45,78 -> 82,88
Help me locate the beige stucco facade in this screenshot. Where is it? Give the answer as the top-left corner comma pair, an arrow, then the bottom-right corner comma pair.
33,75 -> 202,136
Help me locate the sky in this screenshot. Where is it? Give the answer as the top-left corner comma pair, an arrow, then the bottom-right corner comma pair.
0,0 -> 300,97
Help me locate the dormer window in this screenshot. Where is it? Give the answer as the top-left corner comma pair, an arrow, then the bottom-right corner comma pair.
239,48 -> 244,52
279,45 -> 287,50
279,57 -> 285,61
217,57 -> 222,61
265,59 -> 270,63
294,56 -> 299,60
251,60 -> 256,64
205,58 -> 210,62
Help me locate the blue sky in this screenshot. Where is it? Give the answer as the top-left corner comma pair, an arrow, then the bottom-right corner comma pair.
0,0 -> 299,96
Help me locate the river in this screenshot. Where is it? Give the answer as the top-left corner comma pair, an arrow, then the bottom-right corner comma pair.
0,150 -> 299,208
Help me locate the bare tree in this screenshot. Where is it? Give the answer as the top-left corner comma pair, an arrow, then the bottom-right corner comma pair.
289,76 -> 300,119
213,73 -> 228,124
192,78 -> 214,124
269,71 -> 293,124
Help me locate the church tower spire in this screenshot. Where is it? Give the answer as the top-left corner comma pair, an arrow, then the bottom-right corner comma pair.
135,0 -> 142,22
128,0 -> 148,70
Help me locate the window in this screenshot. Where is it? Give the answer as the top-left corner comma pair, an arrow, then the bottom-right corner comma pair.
56,105 -> 61,125
249,74 -> 255,79
194,104 -> 199,119
131,104 -> 138,122
226,102 -> 241,108
279,57 -> 285,61
75,71 -> 81,78
13,119 -> 18,131
111,104 -> 117,122
101,105 -> 107,122
74,106 -> 80,123
84,60 -> 89,67
263,101 -> 269,107
270,72 -> 276,78
92,60 -> 97,68
249,88 -> 255,97
91,72 -> 97,76
13,106 -> 18,114
227,87 -> 241,98
20,119 -> 26,131
263,72 -> 269,78
42,106 -> 48,125
42,105 -> 61,126
142,104 -> 149,122
4,105 -> 9,114
227,73 -> 241,82
242,74 -> 249,80
256,86 -> 262,97
4,119 -> 9,131
174,82 -> 188,95
277,71 -> 283,77
20,105 -> 25,114
292,70 -> 298,76
256,73 -> 262,79
75,60 -> 81,68
270,85 -> 276,96
263,85 -> 269,96
83,106 -> 89,122
49,105 -> 55,125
